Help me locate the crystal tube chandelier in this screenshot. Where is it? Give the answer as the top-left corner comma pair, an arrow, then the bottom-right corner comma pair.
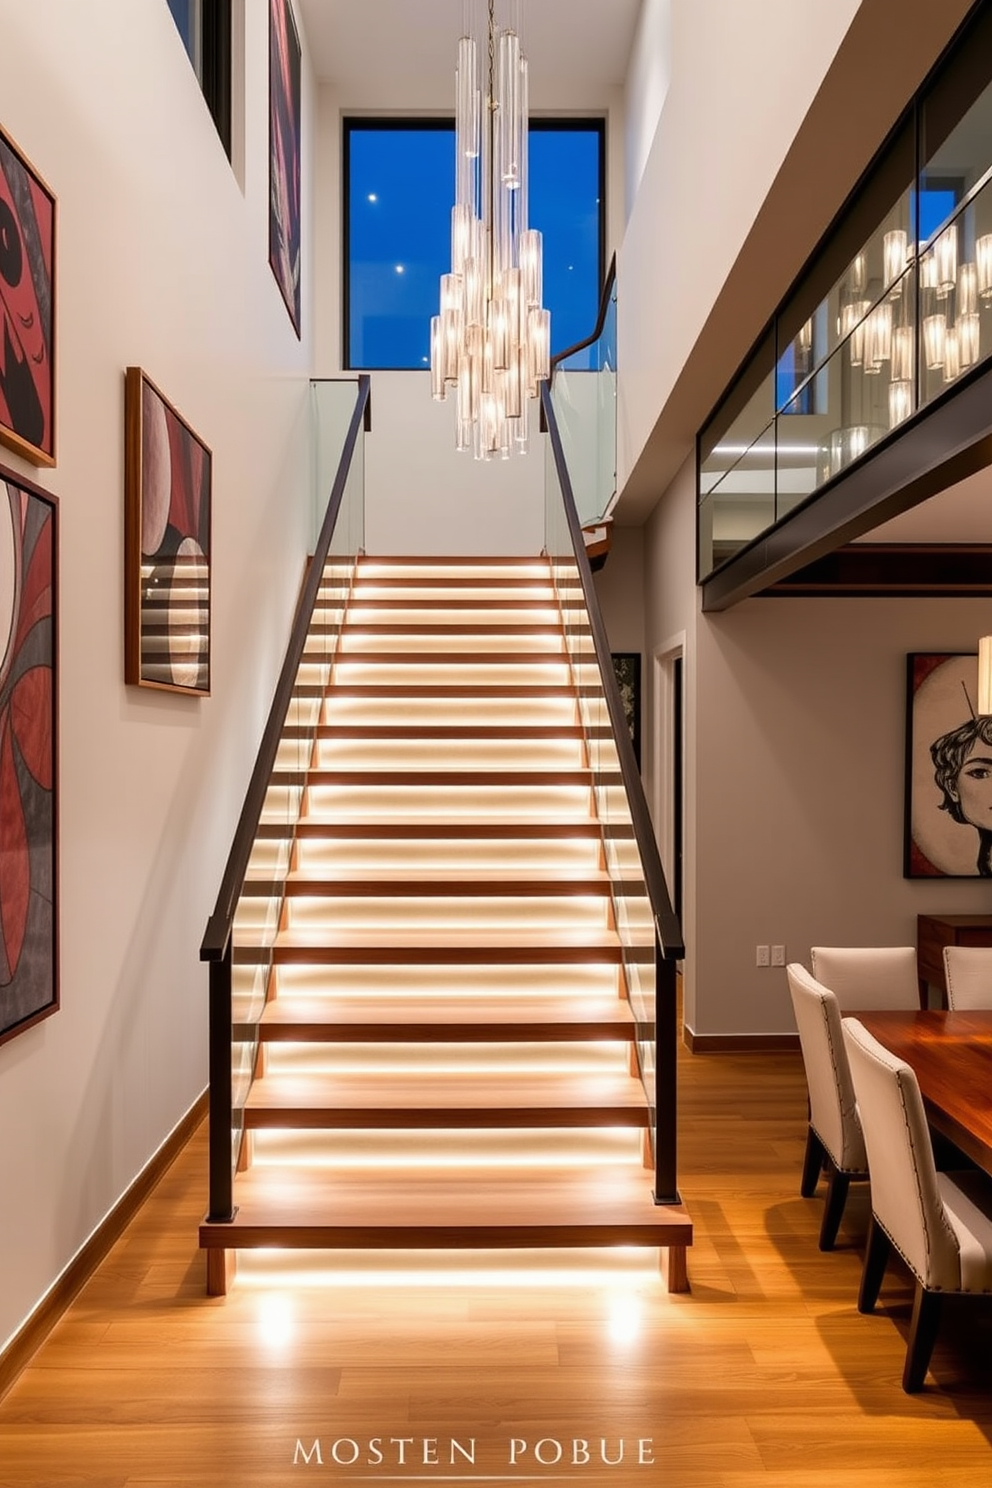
430,0 -> 551,459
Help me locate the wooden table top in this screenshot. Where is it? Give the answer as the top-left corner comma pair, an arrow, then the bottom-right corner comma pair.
852,1010 -> 992,1176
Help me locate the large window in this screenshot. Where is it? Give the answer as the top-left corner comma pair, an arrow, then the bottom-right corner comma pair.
344,119 -> 604,370
166,0 -> 232,157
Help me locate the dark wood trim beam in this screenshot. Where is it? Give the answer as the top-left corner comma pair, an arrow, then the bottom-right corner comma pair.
701,359 -> 992,611
763,543 -> 992,597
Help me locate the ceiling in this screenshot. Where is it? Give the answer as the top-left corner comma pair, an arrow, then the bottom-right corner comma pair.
295,0 -> 643,108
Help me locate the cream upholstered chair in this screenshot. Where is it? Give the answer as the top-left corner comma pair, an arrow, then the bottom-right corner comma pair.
810,945 -> 919,1010
786,963 -> 868,1250
843,1017 -> 992,1392
943,945 -> 992,1010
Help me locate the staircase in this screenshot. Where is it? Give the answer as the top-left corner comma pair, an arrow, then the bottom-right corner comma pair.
199,555 -> 691,1292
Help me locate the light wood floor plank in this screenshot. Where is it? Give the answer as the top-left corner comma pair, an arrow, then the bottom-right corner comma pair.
3,1045 -> 992,1484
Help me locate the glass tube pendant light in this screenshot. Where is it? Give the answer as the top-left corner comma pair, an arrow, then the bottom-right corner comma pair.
430,0 -> 551,460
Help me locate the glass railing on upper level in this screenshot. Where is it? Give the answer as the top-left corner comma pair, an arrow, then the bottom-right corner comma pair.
547,255 -> 617,529
699,3 -> 992,582
200,375 -> 370,1224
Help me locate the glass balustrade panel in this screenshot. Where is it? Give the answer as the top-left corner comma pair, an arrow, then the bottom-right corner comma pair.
225,380 -> 366,1179
550,277 -> 617,528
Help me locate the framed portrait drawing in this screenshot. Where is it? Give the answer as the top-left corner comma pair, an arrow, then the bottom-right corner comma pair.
0,124 -> 56,466
269,0 -> 302,336
611,652 -> 641,768
904,651 -> 992,878
124,369 -> 211,695
0,462 -> 57,1046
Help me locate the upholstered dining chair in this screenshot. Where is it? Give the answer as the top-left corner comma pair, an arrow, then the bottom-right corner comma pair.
842,1016 -> 992,1392
943,945 -> 992,1009
810,945 -> 919,1010
786,963 -> 868,1250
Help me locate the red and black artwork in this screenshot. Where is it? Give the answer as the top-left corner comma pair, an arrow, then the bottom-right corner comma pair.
0,465 -> 57,1046
124,369 -> 211,695
0,126 -> 55,466
269,0 -> 302,337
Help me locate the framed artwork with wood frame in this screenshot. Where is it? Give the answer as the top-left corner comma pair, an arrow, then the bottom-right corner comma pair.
904,651 -> 991,878
0,461 -> 57,1046
269,0 -> 302,336
124,368 -> 211,695
0,123 -> 56,465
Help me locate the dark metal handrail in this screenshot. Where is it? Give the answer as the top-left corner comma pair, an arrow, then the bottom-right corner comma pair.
201,375 -> 371,964
549,253 -> 617,374
541,379 -> 683,1206
541,380 -> 683,961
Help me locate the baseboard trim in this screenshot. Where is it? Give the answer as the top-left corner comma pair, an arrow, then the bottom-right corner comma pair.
684,1030 -> 801,1053
0,1089 -> 207,1402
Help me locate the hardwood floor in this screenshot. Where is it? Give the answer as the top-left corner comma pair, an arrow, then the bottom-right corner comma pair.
2,1041 -> 992,1486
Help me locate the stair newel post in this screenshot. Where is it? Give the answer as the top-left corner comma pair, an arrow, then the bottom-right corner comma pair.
654,932 -> 680,1206
207,938 -> 236,1223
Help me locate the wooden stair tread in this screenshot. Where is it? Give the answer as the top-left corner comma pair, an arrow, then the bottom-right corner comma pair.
256,819 -> 630,838
200,1165 -> 691,1247
281,724 -> 606,739
271,768 -> 615,786
244,1070 -> 651,1125
256,993 -> 639,1040
244,871 -> 620,893
245,927 -> 632,951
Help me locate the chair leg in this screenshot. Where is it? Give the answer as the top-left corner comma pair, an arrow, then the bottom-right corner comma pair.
858,1216 -> 891,1314
818,1163 -> 850,1250
903,1283 -> 942,1393
801,1125 -> 825,1198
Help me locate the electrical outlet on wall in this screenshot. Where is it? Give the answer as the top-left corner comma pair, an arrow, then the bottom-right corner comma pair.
756,945 -> 770,967
771,945 -> 786,966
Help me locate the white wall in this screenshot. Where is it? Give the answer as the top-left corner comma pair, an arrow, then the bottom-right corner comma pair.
0,1 -> 314,1349
623,0 -> 671,220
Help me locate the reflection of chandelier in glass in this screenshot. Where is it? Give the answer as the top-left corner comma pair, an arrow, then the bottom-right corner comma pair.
431,0 -> 551,460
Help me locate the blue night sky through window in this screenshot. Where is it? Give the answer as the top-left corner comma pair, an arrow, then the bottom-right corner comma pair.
346,122 -> 602,369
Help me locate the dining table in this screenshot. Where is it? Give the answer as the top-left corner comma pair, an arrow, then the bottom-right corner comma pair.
850,1010 -> 992,1176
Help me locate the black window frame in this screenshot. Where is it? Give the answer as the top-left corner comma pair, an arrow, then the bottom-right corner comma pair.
342,115 -> 606,372
167,0 -> 232,158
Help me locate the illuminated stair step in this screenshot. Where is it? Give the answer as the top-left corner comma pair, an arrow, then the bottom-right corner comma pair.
314,695 -> 582,726
242,869 -> 620,894
335,632 -> 572,656
295,784 -> 598,816
243,1068 -> 651,1128
289,738 -> 589,770
199,1164 -> 692,1250
276,838 -> 606,872
232,933 -> 641,965
262,1039 -> 631,1075
252,896 -> 616,934
248,1127 -> 644,1168
252,992 -> 638,1042
266,961 -> 625,1000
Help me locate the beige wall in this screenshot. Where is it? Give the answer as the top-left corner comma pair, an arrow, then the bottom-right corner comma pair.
0,1 -> 314,1350
638,462 -> 992,1041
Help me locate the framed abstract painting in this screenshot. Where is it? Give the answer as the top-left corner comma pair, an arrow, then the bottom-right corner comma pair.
0,462 -> 57,1046
904,651 -> 990,878
269,0 -> 302,336
0,124 -> 56,465
124,368 -> 211,695
611,652 -> 641,768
